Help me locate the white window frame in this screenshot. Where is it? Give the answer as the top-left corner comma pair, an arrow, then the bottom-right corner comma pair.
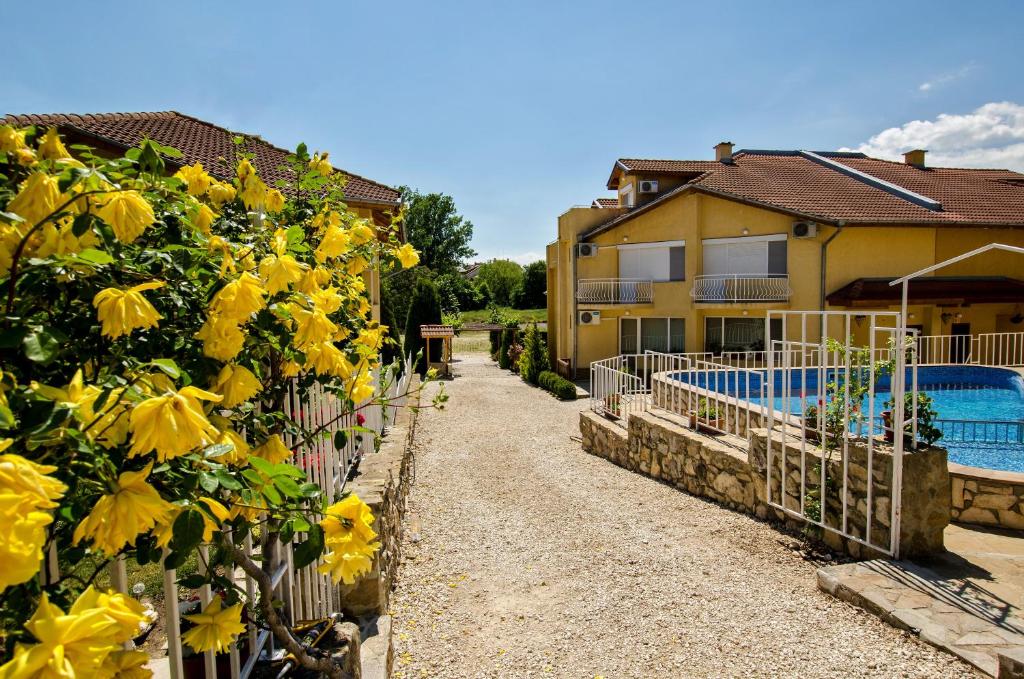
616,240 -> 685,282
618,316 -> 686,355
701,233 -> 787,277
618,184 -> 635,208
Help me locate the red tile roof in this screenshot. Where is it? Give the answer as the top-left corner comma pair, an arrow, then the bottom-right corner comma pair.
593,198 -> 620,208
2,111 -> 400,207
592,150 -> 1024,236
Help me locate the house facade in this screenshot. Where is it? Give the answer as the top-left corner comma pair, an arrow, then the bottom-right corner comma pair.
547,143 -> 1024,375
1,111 -> 402,321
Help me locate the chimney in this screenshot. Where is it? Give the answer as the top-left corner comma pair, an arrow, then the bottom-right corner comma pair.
903,149 -> 927,168
715,141 -> 734,163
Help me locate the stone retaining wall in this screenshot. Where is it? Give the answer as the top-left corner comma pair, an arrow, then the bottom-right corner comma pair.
340,377 -> 421,616
580,409 -> 950,559
950,463 -> 1024,532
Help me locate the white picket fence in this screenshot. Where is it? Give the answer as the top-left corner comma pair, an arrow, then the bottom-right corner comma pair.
85,356 -> 413,678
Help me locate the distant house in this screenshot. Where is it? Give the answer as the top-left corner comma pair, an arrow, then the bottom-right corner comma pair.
3,110 -> 402,319
461,262 -> 484,280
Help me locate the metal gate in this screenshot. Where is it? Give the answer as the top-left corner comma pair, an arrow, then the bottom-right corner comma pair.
764,311 -> 917,558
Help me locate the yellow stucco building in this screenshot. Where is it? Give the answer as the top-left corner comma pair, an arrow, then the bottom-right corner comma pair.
547,143 -> 1024,375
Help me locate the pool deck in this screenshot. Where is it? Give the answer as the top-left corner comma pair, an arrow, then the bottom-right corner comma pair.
818,523 -> 1024,676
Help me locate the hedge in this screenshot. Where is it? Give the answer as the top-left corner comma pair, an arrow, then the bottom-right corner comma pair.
539,370 -> 577,400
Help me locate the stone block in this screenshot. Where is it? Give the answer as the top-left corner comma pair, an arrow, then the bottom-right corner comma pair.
972,493 -> 1019,511
996,510 -> 1024,531
958,506 -> 999,526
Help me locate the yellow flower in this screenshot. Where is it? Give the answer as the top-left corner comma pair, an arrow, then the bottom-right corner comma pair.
207,235 -> 236,277
196,315 -> 246,361
304,342 -> 353,378
0,499 -> 53,591
210,364 -> 262,408
311,285 -> 343,314
182,597 -> 246,654
348,368 -> 375,404
70,586 -> 149,644
315,224 -> 351,262
347,256 -> 368,276
8,171 -> 62,225
209,416 -> 251,466
37,128 -> 71,161
318,548 -> 375,586
191,201 -> 217,235
259,253 -> 306,295
317,494 -> 380,585
196,496 -> 231,540
396,243 -> 420,269
0,592 -> 124,678
73,462 -> 174,555
252,434 -> 291,464
349,221 -> 375,246
128,387 -> 223,461
207,180 -> 237,207
0,452 -> 66,513
280,360 -> 302,378
211,272 -> 267,322
236,159 -> 267,210
265,188 -> 285,213
92,281 -> 165,339
97,190 -> 155,243
310,152 -> 332,176
291,306 -> 339,349
0,125 -> 29,154
354,326 -> 385,356
174,162 -> 213,196
100,649 -> 151,679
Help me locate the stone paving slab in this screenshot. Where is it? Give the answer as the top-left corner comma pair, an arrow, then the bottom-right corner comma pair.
818,559 -> 1024,676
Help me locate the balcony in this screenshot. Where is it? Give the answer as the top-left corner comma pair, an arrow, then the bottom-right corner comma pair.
577,278 -> 653,305
691,274 -> 791,303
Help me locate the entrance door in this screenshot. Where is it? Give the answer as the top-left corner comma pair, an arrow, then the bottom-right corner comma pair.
951,322 -> 971,363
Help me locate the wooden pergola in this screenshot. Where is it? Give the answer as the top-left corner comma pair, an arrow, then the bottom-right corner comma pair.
420,324 -> 455,376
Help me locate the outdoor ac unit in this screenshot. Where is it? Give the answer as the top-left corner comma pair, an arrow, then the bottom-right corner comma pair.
639,180 -> 659,193
578,310 -> 602,326
577,243 -> 599,258
792,221 -> 818,238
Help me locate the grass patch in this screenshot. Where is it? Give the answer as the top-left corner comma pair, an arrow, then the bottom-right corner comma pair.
461,307 -> 546,324
454,331 -> 492,354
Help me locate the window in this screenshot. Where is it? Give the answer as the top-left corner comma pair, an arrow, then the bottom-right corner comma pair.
617,241 -> 685,282
619,184 -> 635,208
620,317 -> 685,354
702,234 -> 787,276
704,317 -> 782,354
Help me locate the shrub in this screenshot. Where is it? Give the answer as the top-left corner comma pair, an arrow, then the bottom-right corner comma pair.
498,327 -> 514,369
539,370 -> 577,400
508,342 -> 524,372
404,278 -> 443,376
442,310 -> 464,335
517,322 -> 549,385
489,329 -> 502,356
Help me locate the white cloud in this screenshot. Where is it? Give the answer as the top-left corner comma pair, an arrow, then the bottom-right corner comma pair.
918,63 -> 975,92
841,102 -> 1024,170
472,251 -> 545,266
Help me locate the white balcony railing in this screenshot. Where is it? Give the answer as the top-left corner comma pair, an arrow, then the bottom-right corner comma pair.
577,278 -> 653,304
691,274 -> 791,303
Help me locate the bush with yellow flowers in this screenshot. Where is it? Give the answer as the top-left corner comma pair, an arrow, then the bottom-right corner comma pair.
0,125 -> 428,676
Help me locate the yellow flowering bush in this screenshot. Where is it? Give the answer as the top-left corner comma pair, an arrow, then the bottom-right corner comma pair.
0,126 -> 428,674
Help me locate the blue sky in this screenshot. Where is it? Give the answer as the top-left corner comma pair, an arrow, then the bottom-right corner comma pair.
6,1 -> 1024,263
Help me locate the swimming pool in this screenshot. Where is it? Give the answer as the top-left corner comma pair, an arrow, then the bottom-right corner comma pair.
671,366 -> 1024,472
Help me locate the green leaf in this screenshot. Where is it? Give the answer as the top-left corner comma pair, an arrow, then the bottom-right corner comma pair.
149,358 -> 182,379
214,469 -> 243,490
23,326 -> 66,364
71,213 -> 94,237
177,574 -> 208,589
170,509 -> 205,552
164,549 -> 189,570
261,483 -> 282,505
279,521 -> 295,545
138,140 -> 165,174
203,442 -> 235,459
247,456 -> 277,476
241,468 -> 264,486
76,248 -> 114,265
292,526 -> 324,570
273,475 -> 302,499
0,327 -> 27,349
333,430 -> 348,449
199,471 -> 219,493
299,483 -> 321,499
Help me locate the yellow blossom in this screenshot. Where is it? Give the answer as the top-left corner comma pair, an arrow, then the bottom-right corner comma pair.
0,498 -> 54,591
100,649 -> 151,679
348,368 -> 375,404
265,188 -> 285,213
291,305 -> 339,349
211,364 -> 262,408
0,125 -> 29,154
304,342 -> 354,378
92,281 -> 165,339
211,272 -> 266,322
73,462 -> 174,555
70,586 -> 149,644
280,360 -> 302,378
0,452 -> 66,513
196,315 -> 246,361
128,387 -> 223,461
349,221 -> 375,246
311,285 -> 343,314
37,128 -> 71,160
317,494 -> 380,585
252,434 -> 291,464
209,416 -> 251,466
207,235 -> 236,277
196,496 -> 232,539
347,256 -> 368,276
182,597 -> 246,654
174,162 -> 213,196
208,180 -> 237,207
310,152 -> 332,176
259,253 -> 306,295
236,159 -> 267,210
396,243 -> 420,269
97,190 -> 155,243
190,201 -> 217,235
8,171 -> 62,225
315,224 -> 351,262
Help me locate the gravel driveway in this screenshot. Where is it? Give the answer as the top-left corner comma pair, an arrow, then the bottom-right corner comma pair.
390,353 -> 975,678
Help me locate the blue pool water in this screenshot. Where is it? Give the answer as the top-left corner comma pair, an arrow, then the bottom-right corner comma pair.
672,366 -> 1024,472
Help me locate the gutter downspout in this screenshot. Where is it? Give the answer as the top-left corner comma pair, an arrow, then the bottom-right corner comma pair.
820,222 -> 845,310
571,236 -> 579,379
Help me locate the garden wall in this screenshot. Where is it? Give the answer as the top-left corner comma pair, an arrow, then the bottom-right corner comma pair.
580,409 -> 950,559
949,463 -> 1024,532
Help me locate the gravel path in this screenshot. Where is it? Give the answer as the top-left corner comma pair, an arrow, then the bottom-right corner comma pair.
390,353 -> 975,678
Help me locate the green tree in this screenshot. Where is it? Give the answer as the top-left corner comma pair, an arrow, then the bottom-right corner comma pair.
436,272 -> 484,313
399,187 -> 476,274
476,259 -> 523,307
383,266 -> 433,334
517,323 -> 549,384
513,260 -> 547,309
404,278 -> 443,376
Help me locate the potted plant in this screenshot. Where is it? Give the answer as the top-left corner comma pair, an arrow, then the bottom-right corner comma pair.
692,398 -> 722,434
802,403 -> 821,442
882,392 -> 943,447
603,393 -> 622,419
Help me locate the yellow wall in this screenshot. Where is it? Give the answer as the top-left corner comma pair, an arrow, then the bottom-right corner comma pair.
548,186 -> 1024,375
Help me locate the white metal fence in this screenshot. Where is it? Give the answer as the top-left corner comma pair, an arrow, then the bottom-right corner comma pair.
576,278 -> 654,304
691,274 -> 791,302
915,331 -> 1024,366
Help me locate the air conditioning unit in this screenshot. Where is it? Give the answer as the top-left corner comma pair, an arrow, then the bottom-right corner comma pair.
639,180 -> 659,194
577,243 -> 599,258
792,221 -> 818,239
578,310 -> 602,326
